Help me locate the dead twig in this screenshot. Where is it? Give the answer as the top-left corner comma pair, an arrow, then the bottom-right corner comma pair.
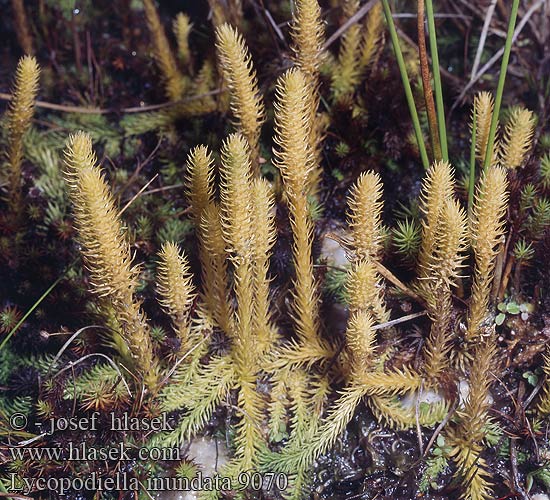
117,135 -> 164,198
323,0 -> 378,50
372,310 -> 428,330
52,353 -> 132,398
0,88 -> 223,115
158,337 -> 209,388
415,381 -> 425,455
451,0 -> 545,111
137,183 -> 185,198
470,0 -> 498,79
372,260 -> 426,305
423,397 -> 458,457
323,232 -> 425,304
118,173 -> 159,217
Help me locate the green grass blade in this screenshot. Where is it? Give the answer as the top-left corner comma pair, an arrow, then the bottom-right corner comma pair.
424,0 -> 448,162
483,0 -> 520,170
381,0 -> 429,170
0,269 -> 69,351
0,479 -> 14,500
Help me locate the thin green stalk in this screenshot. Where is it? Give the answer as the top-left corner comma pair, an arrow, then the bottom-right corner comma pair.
468,110 -> 477,215
381,0 -> 429,170
424,0 -> 448,162
0,479 -> 14,500
0,265 -> 72,351
483,0 -> 520,170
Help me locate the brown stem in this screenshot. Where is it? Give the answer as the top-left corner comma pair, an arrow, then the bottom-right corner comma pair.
491,242 -> 505,302
498,254 -> 514,301
417,0 -> 441,161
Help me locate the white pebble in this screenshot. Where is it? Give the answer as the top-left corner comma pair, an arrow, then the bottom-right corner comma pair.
155,437 -> 229,500
320,231 -> 349,268
458,379 -> 494,407
400,388 -> 445,410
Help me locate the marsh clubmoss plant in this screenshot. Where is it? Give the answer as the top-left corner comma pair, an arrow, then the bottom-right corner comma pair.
348,171 -> 384,261
4,55 -> 40,227
290,0 -> 325,84
11,0 -> 34,55
215,24 -> 265,171
467,166 -> 509,339
289,0 -> 326,196
272,68 -> 331,362
157,242 -> 196,356
421,196 -> 468,383
467,93 -> 543,314
541,153 -> 550,190
330,0 -> 364,100
251,177 -> 279,353
446,339 -> 498,500
474,92 -> 496,163
199,202 -> 233,335
416,160 -> 455,281
216,133 -> 267,472
360,3 -> 384,75
173,13 -> 193,70
151,134 -> 275,484
259,163 -> 452,484
143,0 -> 186,101
500,107 -> 536,169
259,156 -> 508,497
347,171 -> 389,323
329,0 -> 384,106
185,145 -> 233,335
64,132 -> 160,391
206,0 -> 225,28
120,2 -> 221,134
185,146 -> 215,224
207,0 -> 243,28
